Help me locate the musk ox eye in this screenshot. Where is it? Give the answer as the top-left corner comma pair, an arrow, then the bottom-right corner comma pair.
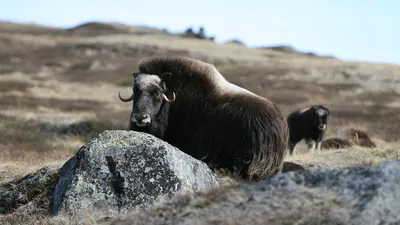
150,90 -> 161,97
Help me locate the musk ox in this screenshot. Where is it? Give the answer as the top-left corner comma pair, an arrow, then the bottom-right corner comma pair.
336,128 -> 376,148
118,56 -> 289,181
321,137 -> 353,150
287,105 -> 330,155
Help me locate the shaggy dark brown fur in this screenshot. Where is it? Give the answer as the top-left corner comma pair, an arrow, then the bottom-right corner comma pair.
321,137 -> 353,150
126,56 -> 289,181
336,128 -> 376,148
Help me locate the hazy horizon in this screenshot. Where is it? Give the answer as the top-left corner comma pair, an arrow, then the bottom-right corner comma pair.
1,0 -> 398,65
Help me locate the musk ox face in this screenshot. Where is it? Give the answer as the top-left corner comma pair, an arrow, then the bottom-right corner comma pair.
310,105 -> 330,131
118,72 -> 176,128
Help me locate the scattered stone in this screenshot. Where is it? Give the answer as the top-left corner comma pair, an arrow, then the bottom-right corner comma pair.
224,39 -> 246,46
282,161 -> 306,173
0,165 -> 60,214
0,169 -> 8,175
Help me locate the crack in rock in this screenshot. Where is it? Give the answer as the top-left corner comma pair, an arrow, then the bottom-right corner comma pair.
106,155 -> 125,212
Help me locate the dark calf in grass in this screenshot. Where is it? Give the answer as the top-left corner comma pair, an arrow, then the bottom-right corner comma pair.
287,105 -> 330,155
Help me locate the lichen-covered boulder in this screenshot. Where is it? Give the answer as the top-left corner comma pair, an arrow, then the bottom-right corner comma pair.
51,130 -> 220,217
111,160 -> 400,225
111,185 -> 351,225
260,160 -> 400,224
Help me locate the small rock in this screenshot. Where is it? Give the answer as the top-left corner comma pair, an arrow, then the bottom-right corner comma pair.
0,165 -> 60,214
281,161 -> 306,173
0,169 -> 8,175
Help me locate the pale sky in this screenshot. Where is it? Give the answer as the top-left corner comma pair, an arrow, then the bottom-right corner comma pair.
1,0 -> 399,65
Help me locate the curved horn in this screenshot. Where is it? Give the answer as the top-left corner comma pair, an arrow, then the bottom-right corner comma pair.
118,91 -> 134,102
162,92 -> 176,103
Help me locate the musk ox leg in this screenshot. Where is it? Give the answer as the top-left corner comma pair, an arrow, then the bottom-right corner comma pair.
292,146 -> 297,155
288,142 -> 297,155
305,139 -> 316,152
310,142 -> 316,152
316,141 -> 322,151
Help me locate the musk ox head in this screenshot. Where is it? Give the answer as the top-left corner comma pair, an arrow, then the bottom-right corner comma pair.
118,72 -> 176,128
310,105 -> 330,131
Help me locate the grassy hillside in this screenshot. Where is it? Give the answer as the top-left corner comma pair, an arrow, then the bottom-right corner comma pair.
0,20 -> 400,184
1,19 -> 400,225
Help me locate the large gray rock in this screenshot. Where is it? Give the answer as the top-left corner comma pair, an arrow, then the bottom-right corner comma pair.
112,185 -> 351,225
51,130 -> 220,217
111,160 -> 400,225
260,160 -> 400,225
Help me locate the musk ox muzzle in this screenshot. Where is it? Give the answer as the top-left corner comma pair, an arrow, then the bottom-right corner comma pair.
318,124 -> 327,131
132,114 -> 151,127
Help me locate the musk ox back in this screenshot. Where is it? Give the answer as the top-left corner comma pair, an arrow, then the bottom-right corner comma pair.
118,56 -> 289,181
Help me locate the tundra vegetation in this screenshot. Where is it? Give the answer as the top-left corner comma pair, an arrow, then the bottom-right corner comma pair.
1,21 -> 400,224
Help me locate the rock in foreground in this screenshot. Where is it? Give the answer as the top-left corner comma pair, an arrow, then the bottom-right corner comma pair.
0,165 -> 60,215
51,130 -> 220,217
111,160 -> 400,225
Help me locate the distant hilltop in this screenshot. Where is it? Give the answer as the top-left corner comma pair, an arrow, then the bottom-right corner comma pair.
0,20 -> 334,59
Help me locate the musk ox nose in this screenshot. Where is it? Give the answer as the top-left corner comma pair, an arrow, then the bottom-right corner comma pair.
135,114 -> 149,121
318,124 -> 327,130
133,114 -> 151,126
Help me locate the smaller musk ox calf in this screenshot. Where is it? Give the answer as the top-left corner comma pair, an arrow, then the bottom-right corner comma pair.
287,105 -> 330,155
118,56 -> 289,181
336,128 -> 376,148
321,137 -> 353,150
321,128 -> 376,150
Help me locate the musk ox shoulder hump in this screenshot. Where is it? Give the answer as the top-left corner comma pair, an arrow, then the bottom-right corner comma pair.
298,107 -> 310,114
211,67 -> 257,97
138,56 -> 258,97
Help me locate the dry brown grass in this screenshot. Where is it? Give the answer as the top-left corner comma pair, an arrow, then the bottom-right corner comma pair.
1,19 -> 399,177
0,114 -> 81,183
0,205 -> 114,225
0,210 -> 113,225
1,20 -> 400,224
285,146 -> 400,169
0,80 -> 32,92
